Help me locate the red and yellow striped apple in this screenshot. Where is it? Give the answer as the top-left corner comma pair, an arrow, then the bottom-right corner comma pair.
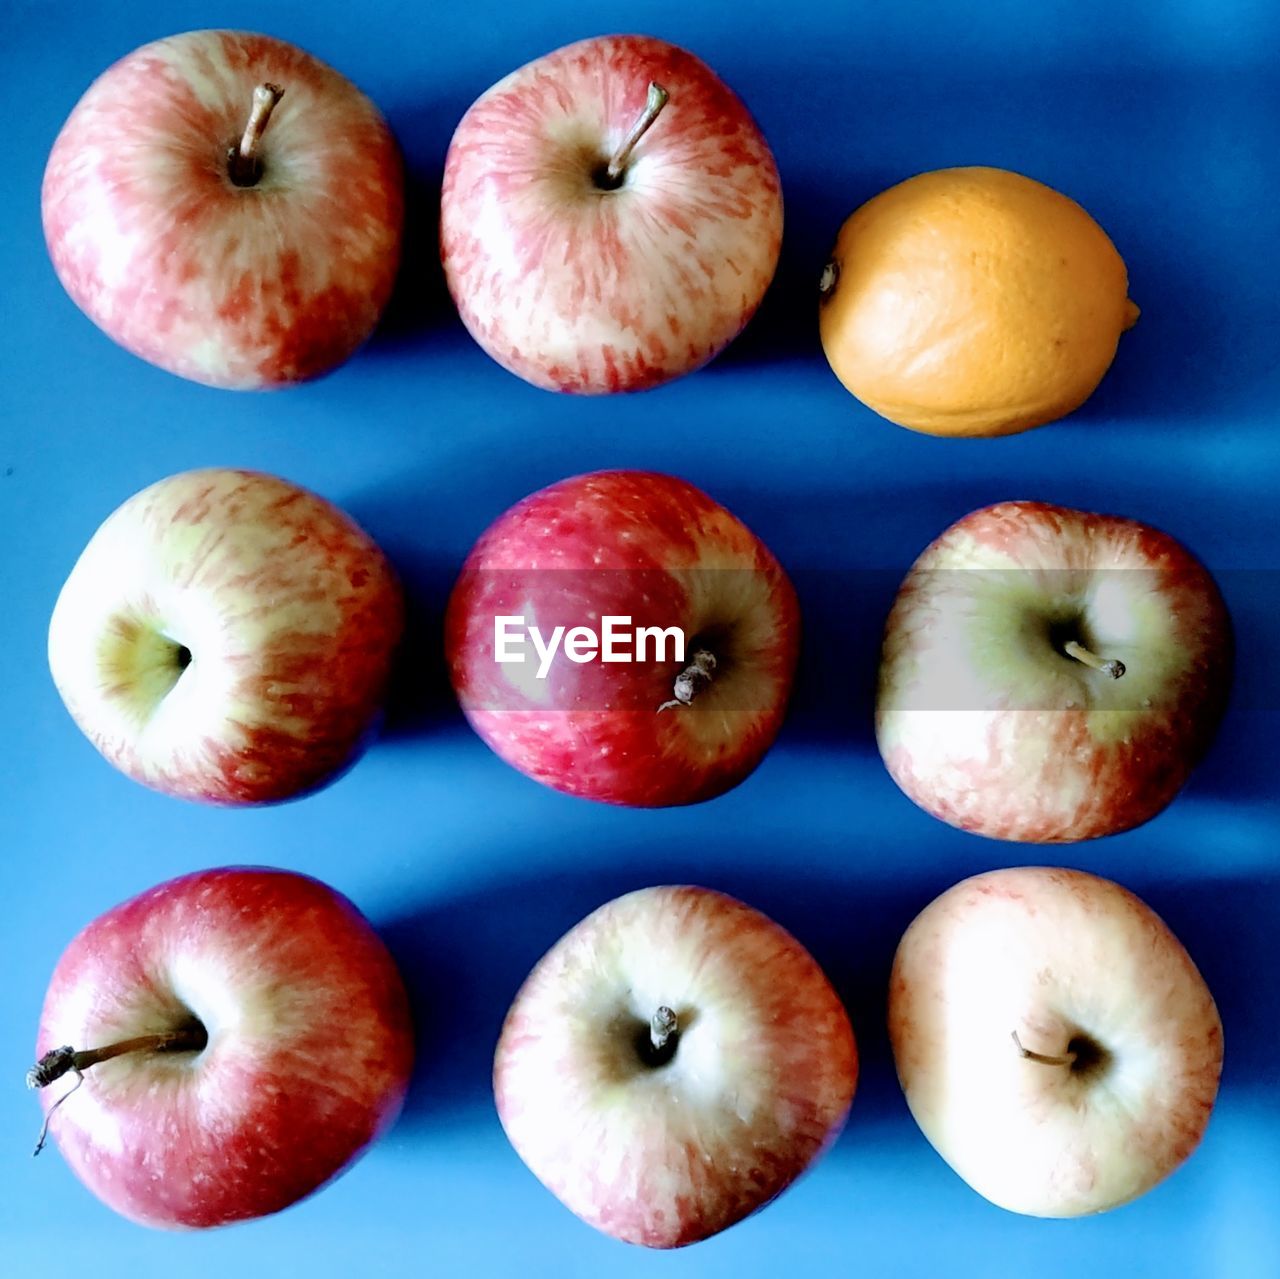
876,501 -> 1231,842
494,886 -> 857,1247
28,867 -> 414,1229
48,468 -> 403,804
440,34 -> 782,393
43,30 -> 402,389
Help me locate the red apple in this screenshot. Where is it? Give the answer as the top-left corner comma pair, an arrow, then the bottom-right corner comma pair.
445,470 -> 800,806
43,30 -> 402,389
876,501 -> 1231,841
440,34 -> 783,393
28,867 -> 414,1229
888,867 -> 1222,1216
495,886 -> 857,1247
48,468 -> 403,804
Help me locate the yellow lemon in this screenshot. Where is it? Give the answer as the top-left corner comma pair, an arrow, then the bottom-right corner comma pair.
818,167 -> 1139,437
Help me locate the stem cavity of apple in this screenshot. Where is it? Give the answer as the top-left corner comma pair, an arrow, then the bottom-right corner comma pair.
601,81 -> 670,187
1063,639 -> 1126,680
227,83 -> 285,188
650,1005 -> 678,1051
1010,1030 -> 1077,1068
26,1025 -> 208,1157
658,648 -> 718,713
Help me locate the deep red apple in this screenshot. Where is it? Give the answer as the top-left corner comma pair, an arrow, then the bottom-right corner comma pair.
48,468 -> 404,804
43,30 -> 403,388
28,867 -> 414,1229
495,886 -> 857,1246
440,34 -> 783,392
876,501 -> 1231,841
445,470 -> 800,806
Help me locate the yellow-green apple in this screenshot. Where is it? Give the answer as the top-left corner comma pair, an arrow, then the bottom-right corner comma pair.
888,866 -> 1222,1216
48,468 -> 403,804
445,470 -> 799,806
876,501 -> 1231,842
27,867 -> 414,1229
440,34 -> 782,393
494,886 -> 857,1247
43,30 -> 402,389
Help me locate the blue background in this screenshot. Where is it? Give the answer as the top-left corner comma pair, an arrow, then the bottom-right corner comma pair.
2,1 -> 1278,1274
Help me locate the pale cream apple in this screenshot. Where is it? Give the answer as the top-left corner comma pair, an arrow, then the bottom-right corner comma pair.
888,866 -> 1223,1217
494,886 -> 857,1247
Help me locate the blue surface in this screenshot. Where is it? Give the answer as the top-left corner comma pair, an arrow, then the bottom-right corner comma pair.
3,1 -> 1279,1275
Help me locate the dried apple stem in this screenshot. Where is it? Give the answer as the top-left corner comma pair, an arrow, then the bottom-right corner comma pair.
228,83 -> 285,186
1063,639 -> 1126,680
650,1006 -> 678,1051
1011,1030 -> 1076,1067
658,649 -> 718,712
606,82 -> 669,182
26,1026 -> 208,1157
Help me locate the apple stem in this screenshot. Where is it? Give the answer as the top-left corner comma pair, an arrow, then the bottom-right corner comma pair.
26,1027 -> 208,1157
228,83 -> 285,187
1062,639 -> 1126,680
1011,1030 -> 1077,1068
650,1006 -> 678,1051
658,649 -> 718,713
606,82 -> 670,183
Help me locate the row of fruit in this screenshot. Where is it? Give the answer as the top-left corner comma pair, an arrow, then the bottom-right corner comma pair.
30,862 -> 1220,1241
48,29 -> 1135,436
29,20 -> 1230,1253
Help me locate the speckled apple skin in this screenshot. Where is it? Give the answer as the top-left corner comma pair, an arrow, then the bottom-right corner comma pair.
42,30 -> 402,389
440,34 -> 783,393
34,867 -> 414,1229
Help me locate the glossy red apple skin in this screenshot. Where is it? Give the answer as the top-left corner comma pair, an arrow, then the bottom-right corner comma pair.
48,468 -> 404,804
876,501 -> 1232,842
494,886 -> 857,1247
43,30 -> 402,389
440,34 -> 783,393
33,867 -> 414,1229
445,471 -> 800,806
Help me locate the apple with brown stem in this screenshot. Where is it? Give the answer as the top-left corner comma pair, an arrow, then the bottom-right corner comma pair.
440,34 -> 783,393
888,866 -> 1223,1216
43,29 -> 403,388
27,867 -> 414,1229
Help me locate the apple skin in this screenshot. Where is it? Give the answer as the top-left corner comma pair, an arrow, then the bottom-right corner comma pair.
445,470 -> 800,806
888,866 -> 1222,1217
48,468 -> 403,804
33,867 -> 414,1229
876,501 -> 1232,842
440,34 -> 783,393
494,886 -> 857,1247
42,30 -> 402,389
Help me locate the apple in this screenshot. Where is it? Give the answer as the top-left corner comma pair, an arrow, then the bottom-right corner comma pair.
43,30 -> 402,389
27,866 -> 414,1229
445,470 -> 800,806
494,886 -> 857,1246
48,467 -> 403,804
888,866 -> 1222,1216
876,501 -> 1232,842
440,34 -> 783,393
